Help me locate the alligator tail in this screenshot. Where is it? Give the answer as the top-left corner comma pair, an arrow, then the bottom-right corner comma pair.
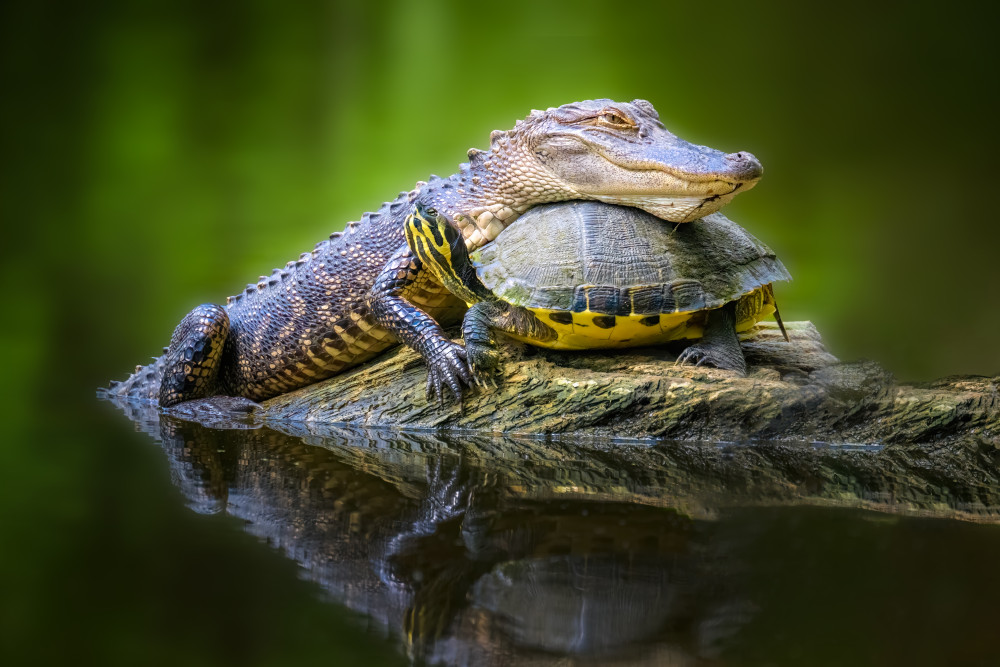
103,350 -> 169,404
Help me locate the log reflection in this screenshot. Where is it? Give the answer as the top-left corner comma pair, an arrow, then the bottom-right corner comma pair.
113,399 -> 755,664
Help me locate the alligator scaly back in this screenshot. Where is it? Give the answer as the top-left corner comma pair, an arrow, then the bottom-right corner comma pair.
106,100 -> 766,406
106,185 -> 427,404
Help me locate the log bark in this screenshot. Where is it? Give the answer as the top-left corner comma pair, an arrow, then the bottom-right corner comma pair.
259,322 -> 999,446
119,321 -> 998,523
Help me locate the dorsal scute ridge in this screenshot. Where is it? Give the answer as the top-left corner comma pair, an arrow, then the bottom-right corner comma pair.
224,186 -> 422,304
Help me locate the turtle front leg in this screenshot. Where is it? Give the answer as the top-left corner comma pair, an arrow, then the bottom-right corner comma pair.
463,301 -> 556,385
675,301 -> 747,376
368,244 -> 475,404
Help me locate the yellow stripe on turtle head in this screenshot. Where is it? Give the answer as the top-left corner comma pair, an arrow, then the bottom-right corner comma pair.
405,203 -> 475,302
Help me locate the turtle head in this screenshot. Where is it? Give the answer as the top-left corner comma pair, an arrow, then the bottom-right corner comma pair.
488,99 -> 762,222
405,203 -> 489,304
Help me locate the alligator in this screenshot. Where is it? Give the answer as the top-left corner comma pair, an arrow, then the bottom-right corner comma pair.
107,99 -> 763,407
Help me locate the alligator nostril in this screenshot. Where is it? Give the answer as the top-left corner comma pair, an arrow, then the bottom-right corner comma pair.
725,151 -> 762,179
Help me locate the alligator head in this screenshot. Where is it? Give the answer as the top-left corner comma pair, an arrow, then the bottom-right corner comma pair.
481,98 -> 762,223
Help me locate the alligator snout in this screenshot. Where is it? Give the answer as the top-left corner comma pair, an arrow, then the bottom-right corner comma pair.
724,151 -> 763,182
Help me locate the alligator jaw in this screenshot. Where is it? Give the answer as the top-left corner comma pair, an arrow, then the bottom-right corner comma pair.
592,180 -> 755,222
488,99 -> 763,223
422,99 -> 763,248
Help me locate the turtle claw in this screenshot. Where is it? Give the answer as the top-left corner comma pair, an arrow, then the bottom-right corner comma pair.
466,341 -> 504,390
677,345 -> 716,369
676,342 -> 747,375
675,346 -> 700,367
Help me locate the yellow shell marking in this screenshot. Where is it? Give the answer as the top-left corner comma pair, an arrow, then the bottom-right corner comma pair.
512,287 -> 775,350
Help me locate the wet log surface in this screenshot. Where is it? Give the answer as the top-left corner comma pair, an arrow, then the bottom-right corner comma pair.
119,321 -> 999,523
101,323 -> 1000,665
260,321 -> 998,447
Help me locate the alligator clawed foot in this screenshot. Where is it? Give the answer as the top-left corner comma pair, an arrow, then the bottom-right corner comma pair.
424,340 -> 475,405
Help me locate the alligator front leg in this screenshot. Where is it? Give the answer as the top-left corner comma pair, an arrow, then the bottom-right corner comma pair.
368,244 -> 475,403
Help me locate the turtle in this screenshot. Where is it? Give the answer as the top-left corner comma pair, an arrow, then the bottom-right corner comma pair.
404,200 -> 790,397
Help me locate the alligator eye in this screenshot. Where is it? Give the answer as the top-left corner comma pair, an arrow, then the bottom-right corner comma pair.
600,112 -> 631,127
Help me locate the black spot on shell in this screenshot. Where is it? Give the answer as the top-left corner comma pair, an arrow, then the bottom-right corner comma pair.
548,312 -> 573,325
639,315 -> 660,327
592,315 -> 616,329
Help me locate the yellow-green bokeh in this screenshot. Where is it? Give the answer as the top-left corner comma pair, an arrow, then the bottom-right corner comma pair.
2,2 -> 999,664
5,0 -> 998,394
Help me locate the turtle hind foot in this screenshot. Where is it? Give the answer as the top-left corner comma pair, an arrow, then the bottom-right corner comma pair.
676,342 -> 747,376
675,302 -> 747,376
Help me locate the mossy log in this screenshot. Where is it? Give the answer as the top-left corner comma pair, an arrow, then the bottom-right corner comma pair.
260,321 -> 999,446
133,321 -> 998,522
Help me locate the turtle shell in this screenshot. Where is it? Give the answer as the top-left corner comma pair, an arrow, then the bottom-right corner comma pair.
470,201 -> 790,316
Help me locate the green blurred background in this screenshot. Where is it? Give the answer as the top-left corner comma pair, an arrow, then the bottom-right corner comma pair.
4,0 -> 998,390
1,0 -> 998,664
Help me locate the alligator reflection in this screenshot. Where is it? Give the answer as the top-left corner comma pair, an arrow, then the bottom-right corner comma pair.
113,400 -> 751,665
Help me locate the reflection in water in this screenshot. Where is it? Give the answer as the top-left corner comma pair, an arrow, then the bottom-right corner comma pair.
110,399 -> 755,665
107,398 -> 1000,666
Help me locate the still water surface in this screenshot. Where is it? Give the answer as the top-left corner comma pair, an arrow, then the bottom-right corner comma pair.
86,399 -> 1000,666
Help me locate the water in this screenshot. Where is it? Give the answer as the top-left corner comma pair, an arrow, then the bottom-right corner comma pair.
32,397 -> 993,666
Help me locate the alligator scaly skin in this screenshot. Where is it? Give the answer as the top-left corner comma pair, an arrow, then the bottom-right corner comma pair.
110,181 -> 462,403
107,99 -> 764,406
